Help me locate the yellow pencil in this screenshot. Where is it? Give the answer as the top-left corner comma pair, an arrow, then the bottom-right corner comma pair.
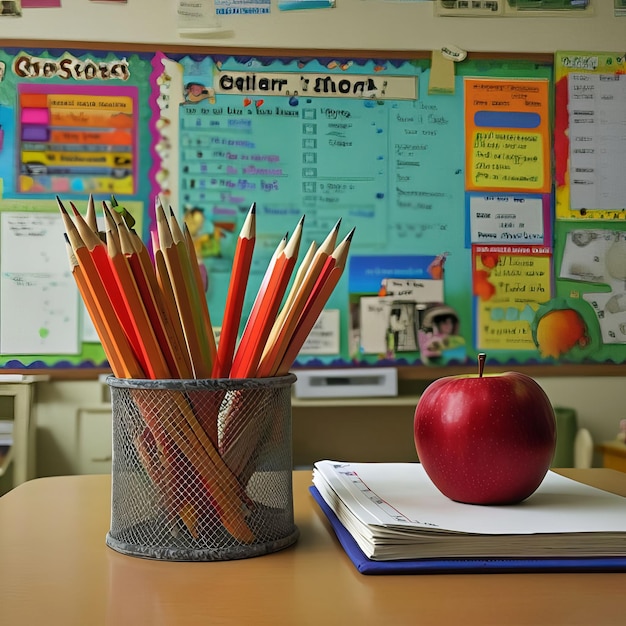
156,202 -> 211,378
257,219 -> 341,377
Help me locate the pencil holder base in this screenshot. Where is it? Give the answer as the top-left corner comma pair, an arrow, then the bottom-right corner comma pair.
105,374 -> 299,561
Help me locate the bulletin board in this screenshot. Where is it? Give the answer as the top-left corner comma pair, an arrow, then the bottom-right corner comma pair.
0,41 -> 624,376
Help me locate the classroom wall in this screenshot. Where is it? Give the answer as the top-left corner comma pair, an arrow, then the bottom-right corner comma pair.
2,1 -> 625,477
0,0 -> 623,53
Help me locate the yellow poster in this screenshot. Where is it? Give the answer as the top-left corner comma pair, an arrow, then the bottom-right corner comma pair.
464,79 -> 551,194
473,245 -> 552,351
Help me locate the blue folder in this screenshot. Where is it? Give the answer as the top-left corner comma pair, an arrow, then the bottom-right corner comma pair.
309,486 -> 626,575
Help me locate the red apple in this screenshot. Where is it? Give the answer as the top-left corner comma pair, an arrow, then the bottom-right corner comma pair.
414,354 -> 556,505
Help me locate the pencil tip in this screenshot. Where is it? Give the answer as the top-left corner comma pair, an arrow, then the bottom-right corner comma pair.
334,217 -> 342,230
250,202 -> 256,214
69,201 -> 80,217
346,227 -> 355,241
56,196 -> 67,213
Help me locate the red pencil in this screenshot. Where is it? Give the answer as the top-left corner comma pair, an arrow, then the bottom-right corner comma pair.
229,217 -> 304,379
275,227 -> 354,376
213,203 -> 256,378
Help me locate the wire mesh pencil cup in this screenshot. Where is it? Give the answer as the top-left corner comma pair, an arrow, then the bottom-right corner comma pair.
105,374 -> 299,561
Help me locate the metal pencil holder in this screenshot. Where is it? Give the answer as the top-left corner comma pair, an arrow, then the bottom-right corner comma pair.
105,374 -> 299,561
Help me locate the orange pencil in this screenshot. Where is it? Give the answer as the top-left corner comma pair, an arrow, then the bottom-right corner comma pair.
58,213 -> 145,379
65,238 -> 126,378
275,227 -> 354,376
113,201 -> 190,372
65,200 -> 147,373
213,203 -> 256,378
156,202 -> 211,378
148,229 -> 194,378
106,227 -> 172,379
230,217 -> 304,379
168,206 -> 216,376
179,213 -> 217,369
257,220 -> 341,378
114,216 -> 192,379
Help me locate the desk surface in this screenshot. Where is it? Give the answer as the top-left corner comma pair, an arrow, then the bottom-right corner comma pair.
1,469 -> 625,626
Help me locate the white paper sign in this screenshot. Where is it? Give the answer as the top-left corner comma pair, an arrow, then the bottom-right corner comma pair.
0,212 -> 79,355
469,194 -> 544,244
300,309 -> 340,355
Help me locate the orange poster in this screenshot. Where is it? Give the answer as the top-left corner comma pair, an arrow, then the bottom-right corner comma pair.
464,79 -> 551,194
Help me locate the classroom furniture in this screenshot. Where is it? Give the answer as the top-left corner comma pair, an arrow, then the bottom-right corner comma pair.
0,469 -> 624,625
597,441 -> 626,473
0,374 -> 48,488
291,395 -> 420,467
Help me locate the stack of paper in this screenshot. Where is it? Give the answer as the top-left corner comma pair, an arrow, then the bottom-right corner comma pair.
312,460 -> 626,561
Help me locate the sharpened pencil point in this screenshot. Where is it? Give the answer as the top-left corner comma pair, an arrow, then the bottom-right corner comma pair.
56,196 -> 68,214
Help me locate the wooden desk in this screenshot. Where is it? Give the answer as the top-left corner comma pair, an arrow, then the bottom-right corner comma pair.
1,470 -> 625,626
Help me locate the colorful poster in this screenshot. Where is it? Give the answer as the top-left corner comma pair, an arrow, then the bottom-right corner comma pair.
348,254 -> 465,365
473,245 -> 552,352
554,51 -> 626,220
464,78 -> 551,194
18,84 -> 136,195
0,47 -> 154,368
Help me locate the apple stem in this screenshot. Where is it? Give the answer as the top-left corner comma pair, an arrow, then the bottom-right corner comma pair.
478,353 -> 486,378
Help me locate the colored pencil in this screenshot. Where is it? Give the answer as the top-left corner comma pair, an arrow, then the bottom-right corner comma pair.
229,217 -> 304,379
64,238 -> 126,378
58,206 -> 145,379
150,228 -> 194,377
84,194 -> 98,234
257,219 -> 341,378
177,211 -> 218,369
275,227 -> 355,376
64,199 -> 148,372
213,203 -> 256,378
169,205 -> 217,374
115,214 -> 192,379
155,201 -> 212,378
106,226 -> 171,379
